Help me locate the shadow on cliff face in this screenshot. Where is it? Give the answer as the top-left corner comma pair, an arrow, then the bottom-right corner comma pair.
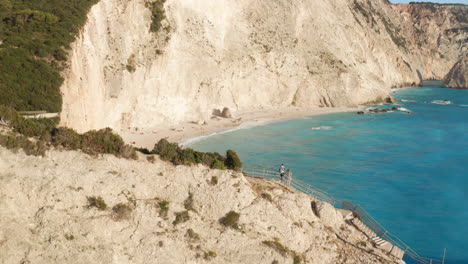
416,69 -> 423,82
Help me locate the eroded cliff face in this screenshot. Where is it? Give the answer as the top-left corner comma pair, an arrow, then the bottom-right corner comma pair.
59,0 -> 466,133
393,3 -> 467,79
443,56 -> 468,88
0,146 -> 404,264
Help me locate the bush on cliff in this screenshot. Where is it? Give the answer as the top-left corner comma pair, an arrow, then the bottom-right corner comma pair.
219,211 -> 240,229
0,0 -> 99,112
150,138 -> 241,170
52,127 -> 137,159
0,106 -> 137,159
225,150 -> 242,171
146,0 -> 166,33
0,105 -> 58,138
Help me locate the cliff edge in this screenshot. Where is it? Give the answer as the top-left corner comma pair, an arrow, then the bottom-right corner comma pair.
0,146 -> 404,264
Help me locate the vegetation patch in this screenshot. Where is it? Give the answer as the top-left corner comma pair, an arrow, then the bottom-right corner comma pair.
219,211 -> 240,229
0,105 -> 58,138
261,193 -> 273,202
262,238 -> 291,257
87,196 -> 107,211
158,200 -> 170,218
0,134 -> 48,156
184,192 -> 195,211
145,0 -> 166,33
185,228 -> 200,242
173,210 -> 190,225
203,251 -> 217,260
225,149 -> 242,171
0,0 -> 99,112
262,238 -> 304,263
112,203 -> 133,221
0,106 -> 137,159
148,138 -> 242,170
210,176 -> 218,186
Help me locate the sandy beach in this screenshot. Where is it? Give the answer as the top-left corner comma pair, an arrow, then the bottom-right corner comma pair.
120,106 -> 362,149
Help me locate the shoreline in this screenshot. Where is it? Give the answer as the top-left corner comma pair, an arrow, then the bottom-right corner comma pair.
120,106 -> 363,149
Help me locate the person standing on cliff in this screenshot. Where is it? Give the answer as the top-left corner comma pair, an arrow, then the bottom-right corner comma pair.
279,164 -> 286,182
286,169 -> 292,186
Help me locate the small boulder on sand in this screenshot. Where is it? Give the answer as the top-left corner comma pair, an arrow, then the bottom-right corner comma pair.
221,107 -> 232,118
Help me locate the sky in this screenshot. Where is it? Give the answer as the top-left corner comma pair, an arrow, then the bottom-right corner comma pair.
389,0 -> 467,4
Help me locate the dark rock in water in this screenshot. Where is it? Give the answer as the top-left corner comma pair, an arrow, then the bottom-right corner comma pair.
385,96 -> 398,104
368,108 -> 393,114
391,107 -> 398,110
221,107 -> 232,118
357,111 -> 365,115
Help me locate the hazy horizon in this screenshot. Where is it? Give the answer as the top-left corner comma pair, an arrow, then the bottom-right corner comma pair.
390,0 -> 467,4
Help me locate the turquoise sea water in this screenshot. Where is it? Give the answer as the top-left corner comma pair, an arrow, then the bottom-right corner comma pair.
190,82 -> 468,264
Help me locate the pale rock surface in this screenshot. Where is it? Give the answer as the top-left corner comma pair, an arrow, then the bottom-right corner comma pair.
59,0 -> 468,133
443,56 -> 468,88
0,146 -> 404,264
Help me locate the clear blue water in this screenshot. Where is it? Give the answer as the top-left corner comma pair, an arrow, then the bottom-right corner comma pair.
190,82 -> 468,264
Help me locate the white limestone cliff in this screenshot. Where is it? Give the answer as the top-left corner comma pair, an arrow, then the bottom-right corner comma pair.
60,0 -> 429,133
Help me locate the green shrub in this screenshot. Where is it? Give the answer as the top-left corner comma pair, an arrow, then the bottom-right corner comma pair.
81,128 -> 124,154
87,196 -> 107,210
211,160 -> 225,170
158,200 -> 169,218
219,211 -> 240,229
152,139 -> 232,168
80,128 -> 136,158
0,134 -> 48,156
153,138 -> 180,162
0,105 -> 57,138
173,210 -> 190,225
0,0 -> 99,112
225,149 -> 242,171
52,127 -> 82,150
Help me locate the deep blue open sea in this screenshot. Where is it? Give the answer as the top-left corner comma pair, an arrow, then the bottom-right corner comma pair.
189,82 -> 468,264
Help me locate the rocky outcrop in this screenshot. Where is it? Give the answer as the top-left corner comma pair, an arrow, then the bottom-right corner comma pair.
393,3 -> 467,80
443,56 -> 468,88
0,146 -> 404,264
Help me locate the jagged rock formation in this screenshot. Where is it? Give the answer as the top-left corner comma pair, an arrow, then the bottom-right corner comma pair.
443,56 -> 467,88
59,0 -> 467,133
393,3 -> 467,79
0,146 -> 404,264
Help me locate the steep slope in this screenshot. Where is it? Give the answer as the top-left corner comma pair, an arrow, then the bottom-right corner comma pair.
443,56 -> 468,88
393,3 -> 467,79
59,0 -> 419,133
0,146 -> 404,264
